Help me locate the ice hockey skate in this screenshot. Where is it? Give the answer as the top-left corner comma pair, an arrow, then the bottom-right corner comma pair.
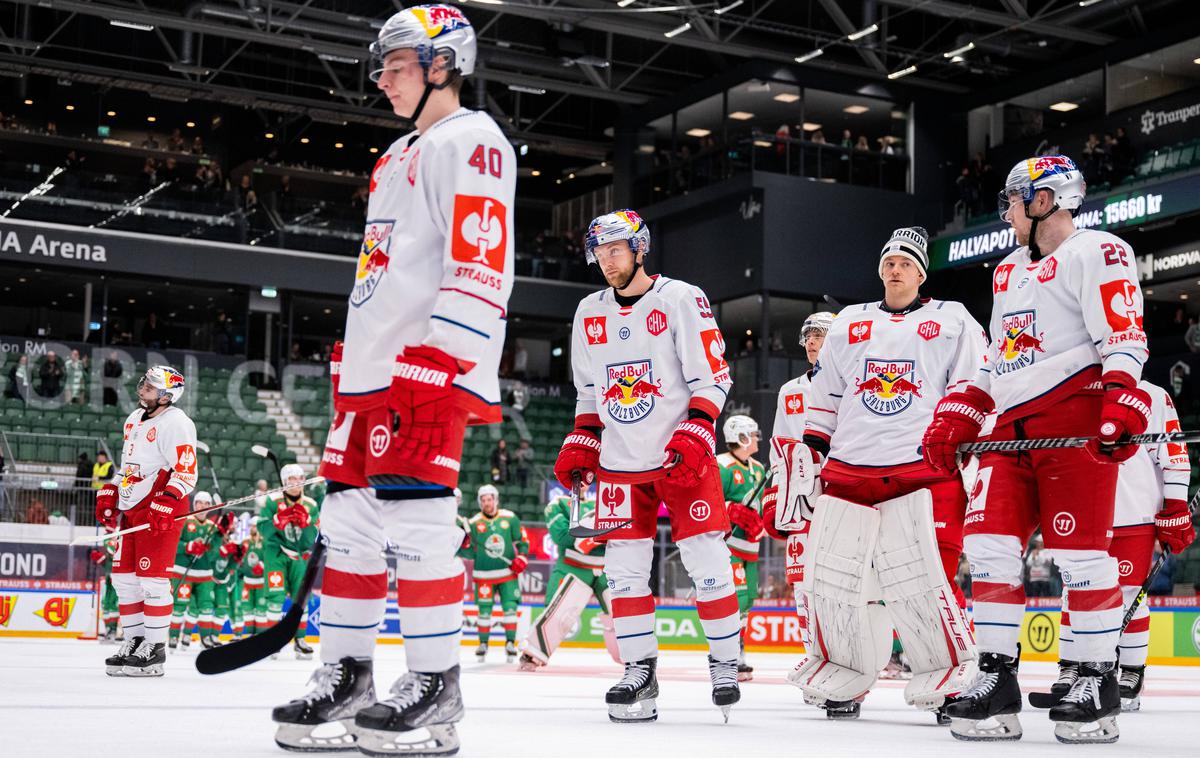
104,635 -> 143,677
474,642 -> 487,662
504,640 -> 518,664
1119,665 -> 1145,712
1029,659 -> 1079,708
355,666 -> 464,757
708,656 -> 740,722
122,639 -> 166,677
943,650 -> 1023,741
606,658 -> 658,723
1049,661 -> 1121,744
294,637 -> 314,660
273,657 -> 375,752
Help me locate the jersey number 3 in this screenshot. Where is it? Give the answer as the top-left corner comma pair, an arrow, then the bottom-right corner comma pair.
469,145 -> 503,178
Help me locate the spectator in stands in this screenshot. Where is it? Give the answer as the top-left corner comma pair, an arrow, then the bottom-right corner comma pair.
38,351 -> 64,399
159,157 -> 180,186
1185,317 -> 1200,353
236,174 -> 254,206
196,162 -> 223,201
508,381 -> 528,412
839,129 -> 852,150
1081,133 -> 1105,182
1169,362 -> 1198,418
24,498 -> 48,525
141,157 -> 159,190
102,351 -> 122,406
141,312 -> 164,348
490,438 -> 509,484
278,174 -> 295,216
290,342 -> 303,363
514,439 -> 535,489
1149,542 -> 1176,595
351,186 -> 369,218
877,136 -> 895,155
1112,126 -> 1135,184
141,133 -> 160,150
214,311 -> 232,354
513,342 -> 528,380
46,121 -> 58,136
955,165 -> 981,218
168,128 -> 185,152
810,130 -> 826,144
1025,537 -> 1055,597
191,135 -> 205,155
854,135 -> 870,152
253,479 -> 269,511
6,354 -> 31,400
91,451 -> 112,490
769,332 -> 784,353
75,452 -> 92,488
64,349 -> 86,404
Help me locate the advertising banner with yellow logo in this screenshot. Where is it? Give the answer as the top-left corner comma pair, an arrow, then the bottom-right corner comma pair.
0,585 -> 96,638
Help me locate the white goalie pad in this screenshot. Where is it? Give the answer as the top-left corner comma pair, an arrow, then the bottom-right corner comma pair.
795,495 -> 892,703
519,573 -> 593,666
874,488 -> 978,709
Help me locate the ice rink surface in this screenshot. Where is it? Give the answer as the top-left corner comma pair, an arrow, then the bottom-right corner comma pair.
2,639 -> 1197,758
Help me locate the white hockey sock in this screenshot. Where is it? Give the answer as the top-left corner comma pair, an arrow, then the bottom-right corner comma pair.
1053,549 -> 1122,663
606,538 -> 657,662
319,489 -> 388,664
679,531 -> 741,662
964,534 -> 1025,656
140,577 -> 173,645
112,572 -> 145,638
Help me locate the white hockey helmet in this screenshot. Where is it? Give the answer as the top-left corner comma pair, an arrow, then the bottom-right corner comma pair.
999,155 -> 1086,221
280,463 -> 305,487
800,311 -> 835,344
137,365 -> 185,404
584,209 -> 651,264
369,4 -> 476,83
878,226 -> 929,281
193,491 -> 213,505
477,484 -> 499,506
723,415 -> 760,447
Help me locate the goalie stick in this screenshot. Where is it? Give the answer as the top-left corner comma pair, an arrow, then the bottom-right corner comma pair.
568,471 -> 631,539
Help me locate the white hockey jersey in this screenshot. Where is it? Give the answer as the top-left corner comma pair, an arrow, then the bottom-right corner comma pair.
337,107 -> 516,424
771,373 -> 812,469
572,276 -> 732,483
805,299 -> 987,474
111,405 -> 199,510
975,229 -> 1147,422
1114,381 -> 1190,529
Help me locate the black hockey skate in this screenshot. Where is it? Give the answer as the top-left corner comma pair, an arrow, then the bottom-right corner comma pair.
823,697 -> 863,720
1118,664 -> 1144,712
105,635 -> 144,676
355,665 -> 464,757
273,657 -> 375,752
123,639 -> 166,677
1029,659 -> 1079,708
200,635 -> 218,650
474,642 -> 487,662
708,657 -> 740,723
294,637 -> 315,660
504,640 -> 518,663
1049,661 -> 1120,744
943,649 -> 1023,741
606,658 -> 659,723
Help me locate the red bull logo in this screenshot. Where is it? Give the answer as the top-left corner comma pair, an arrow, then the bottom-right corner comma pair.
603,360 -> 660,423
163,369 -> 185,388
1027,155 -> 1075,179
352,221 -> 394,307
855,359 -> 922,416
998,310 -> 1043,375
412,5 -> 469,38
614,209 -> 644,231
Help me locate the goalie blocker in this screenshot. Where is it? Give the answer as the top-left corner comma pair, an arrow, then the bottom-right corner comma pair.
795,490 -> 977,710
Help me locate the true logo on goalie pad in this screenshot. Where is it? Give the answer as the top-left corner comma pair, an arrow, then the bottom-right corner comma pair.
855,358 -> 922,416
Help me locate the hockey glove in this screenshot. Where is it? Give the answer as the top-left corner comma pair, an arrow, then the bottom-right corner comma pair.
1156,498 -> 1196,553
147,489 -> 184,535
760,486 -> 787,541
214,511 -> 236,537
1085,377 -> 1151,463
186,539 -> 208,557
575,537 -> 601,555
662,417 -> 717,489
554,415 -> 602,489
95,484 -> 119,530
727,502 -> 763,539
387,345 -> 460,462
922,386 -> 994,474
509,555 -> 529,574
329,340 -> 343,397
251,563 -> 264,577
219,542 -> 240,559
90,549 -> 106,565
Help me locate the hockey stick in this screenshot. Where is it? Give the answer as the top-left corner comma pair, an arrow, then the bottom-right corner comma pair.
959,429 -> 1200,455
251,443 -> 282,478
568,472 -> 631,538
1120,491 -> 1198,632
195,536 -> 326,675
70,476 -> 326,545
196,440 -> 221,497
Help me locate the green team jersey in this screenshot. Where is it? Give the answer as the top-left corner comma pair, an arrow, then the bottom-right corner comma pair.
544,496 -> 606,571
259,494 -> 319,559
717,451 -> 766,563
459,508 -> 529,583
174,517 -> 220,576
239,538 -> 267,587
212,539 -> 240,585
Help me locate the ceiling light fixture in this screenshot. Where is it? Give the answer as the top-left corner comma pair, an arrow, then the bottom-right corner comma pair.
334,142 -> 344,148
728,111 -> 755,120
794,49 -> 824,64
846,24 -> 879,42
531,170 -> 541,177
186,121 -> 195,127
300,137 -> 310,144
665,22 -> 692,38
686,128 -> 712,137
843,105 -> 869,114
24,99 -> 33,105
109,20 -> 155,31
801,122 -> 822,131
508,84 -> 547,95
887,65 -> 917,80
369,147 -> 379,154
773,93 -> 801,103
65,105 -> 74,111
943,42 -> 975,58
617,0 -> 637,6
1078,0 -> 1104,6
1050,101 -> 1079,112
146,116 -> 156,122
714,0 -> 744,14
317,53 -> 360,64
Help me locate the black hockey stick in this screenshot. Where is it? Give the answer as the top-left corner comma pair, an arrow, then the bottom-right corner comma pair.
960,429 -> 1200,455
251,443 -> 283,478
195,536 -> 326,675
568,471 -> 631,539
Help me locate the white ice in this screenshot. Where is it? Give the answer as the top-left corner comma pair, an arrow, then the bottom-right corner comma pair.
2,640 -> 1197,757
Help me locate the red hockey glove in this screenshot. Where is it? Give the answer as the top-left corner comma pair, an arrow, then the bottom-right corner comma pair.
727,502 -> 763,539
330,340 -> 343,397
252,563 -> 264,577
760,486 -> 786,541
186,539 -> 208,557
922,386 -> 994,474
509,555 -> 529,574
90,549 -> 106,565
575,537 -> 600,555
662,417 -> 717,488
95,484 -> 119,530
147,489 -> 183,535
219,542 -> 239,558
387,345 -> 460,461
214,511 -> 236,537
554,416 -> 602,489
274,502 -> 311,531
1156,498 -> 1196,553
1085,377 -> 1151,463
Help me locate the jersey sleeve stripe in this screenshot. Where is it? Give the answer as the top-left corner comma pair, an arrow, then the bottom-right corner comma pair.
438,287 -> 508,317
431,314 -> 492,339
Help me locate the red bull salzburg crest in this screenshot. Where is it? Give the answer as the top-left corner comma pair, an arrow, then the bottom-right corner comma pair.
352,220 -> 394,307
997,310 -> 1044,375
603,360 -> 663,423
855,358 -> 923,416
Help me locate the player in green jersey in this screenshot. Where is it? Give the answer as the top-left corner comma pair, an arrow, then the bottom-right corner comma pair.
458,484 -> 529,662
717,415 -> 766,681
258,463 -> 320,659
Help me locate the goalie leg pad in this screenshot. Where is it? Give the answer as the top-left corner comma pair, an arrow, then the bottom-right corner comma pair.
521,573 -> 593,666
874,489 -> 977,709
798,495 -> 891,703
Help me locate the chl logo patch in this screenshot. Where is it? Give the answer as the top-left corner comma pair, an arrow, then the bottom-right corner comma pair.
1052,511 -> 1076,537
917,321 -> 941,341
646,309 -> 668,336
854,358 -> 923,416
368,425 -> 390,458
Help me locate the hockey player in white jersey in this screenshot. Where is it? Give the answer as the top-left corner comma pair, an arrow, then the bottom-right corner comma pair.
271,6 -> 514,755
1039,381 -> 1194,712
98,365 -> 199,677
553,209 -> 742,723
778,227 -> 984,721
923,155 -> 1150,743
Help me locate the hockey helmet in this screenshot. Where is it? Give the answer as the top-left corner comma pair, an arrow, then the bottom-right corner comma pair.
280,463 -> 305,488
800,311 -> 835,343
999,155 -> 1085,221
137,365 -> 186,404
477,484 -> 499,507
584,209 -> 651,264
369,5 -> 476,83
723,415 -> 760,447
194,491 -> 213,505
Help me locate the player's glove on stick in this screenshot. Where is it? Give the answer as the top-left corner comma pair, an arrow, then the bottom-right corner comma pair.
922,386 -> 994,474
95,484 -> 119,530
727,502 -> 763,538
662,417 -> 717,488
760,486 -> 788,541
574,537 -> 601,554
1156,498 -> 1196,553
554,415 -> 602,488
509,555 -> 529,574
148,489 -> 184,534
214,511 -> 236,536
90,549 -> 106,564
1085,377 -> 1151,463
186,539 -> 208,557
387,345 -> 460,461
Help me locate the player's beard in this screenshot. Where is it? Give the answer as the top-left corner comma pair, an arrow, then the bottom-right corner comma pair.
604,259 -> 640,291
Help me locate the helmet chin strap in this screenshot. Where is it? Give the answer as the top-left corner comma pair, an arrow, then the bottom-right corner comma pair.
407,66 -> 458,125
1023,197 -> 1060,260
